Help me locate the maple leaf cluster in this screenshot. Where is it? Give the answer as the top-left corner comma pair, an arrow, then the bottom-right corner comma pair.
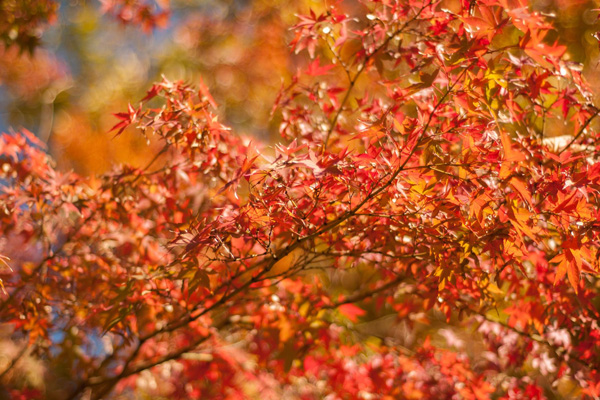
3,0 -> 600,399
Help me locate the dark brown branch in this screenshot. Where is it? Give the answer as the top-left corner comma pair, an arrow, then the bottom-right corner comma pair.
558,106 -> 600,155
324,274 -> 408,310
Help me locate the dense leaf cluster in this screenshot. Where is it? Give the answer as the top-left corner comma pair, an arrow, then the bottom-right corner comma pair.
3,0 -> 600,399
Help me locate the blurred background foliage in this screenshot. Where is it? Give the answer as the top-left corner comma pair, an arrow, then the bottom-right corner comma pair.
1,0 -> 600,175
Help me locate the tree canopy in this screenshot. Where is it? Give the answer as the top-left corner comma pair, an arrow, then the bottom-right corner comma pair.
3,0 -> 600,399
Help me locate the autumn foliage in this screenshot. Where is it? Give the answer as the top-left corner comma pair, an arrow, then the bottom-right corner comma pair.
3,0 -> 600,399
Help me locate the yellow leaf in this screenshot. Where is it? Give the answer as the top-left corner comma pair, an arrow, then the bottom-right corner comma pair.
279,315 -> 293,342
487,282 -> 504,295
